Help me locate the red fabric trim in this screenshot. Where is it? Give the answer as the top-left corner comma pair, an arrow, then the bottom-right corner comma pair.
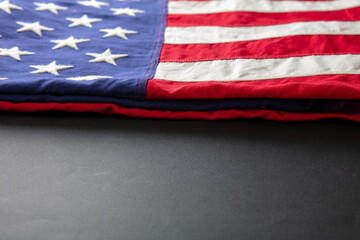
146,75 -> 360,100
160,35 -> 360,62
0,101 -> 359,121
167,7 -> 360,27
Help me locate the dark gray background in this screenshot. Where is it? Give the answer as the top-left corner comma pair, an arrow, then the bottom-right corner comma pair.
0,113 -> 359,240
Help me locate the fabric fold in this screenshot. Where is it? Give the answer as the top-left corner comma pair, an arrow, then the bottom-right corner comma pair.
0,0 -> 360,121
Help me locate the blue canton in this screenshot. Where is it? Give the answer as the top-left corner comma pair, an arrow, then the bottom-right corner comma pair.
0,0 -> 167,100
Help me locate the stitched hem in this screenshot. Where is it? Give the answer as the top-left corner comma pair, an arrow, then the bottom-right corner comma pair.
136,0 -> 168,100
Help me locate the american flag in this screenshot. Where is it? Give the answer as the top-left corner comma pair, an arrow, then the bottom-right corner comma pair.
1,0 -> 360,121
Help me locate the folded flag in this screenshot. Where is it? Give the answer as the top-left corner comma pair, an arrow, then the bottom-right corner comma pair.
1,0 -> 360,121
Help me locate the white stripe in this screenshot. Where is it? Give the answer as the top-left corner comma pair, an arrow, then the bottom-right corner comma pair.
154,54 -> 360,82
165,21 -> 360,44
168,0 -> 360,14
66,75 -> 113,81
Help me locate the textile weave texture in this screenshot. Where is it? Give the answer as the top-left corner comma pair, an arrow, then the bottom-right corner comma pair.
1,0 -> 360,121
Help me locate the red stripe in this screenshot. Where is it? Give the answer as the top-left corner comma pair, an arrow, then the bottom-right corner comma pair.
146,75 -> 360,100
167,7 -> 360,27
160,35 -> 360,62
0,101 -> 358,121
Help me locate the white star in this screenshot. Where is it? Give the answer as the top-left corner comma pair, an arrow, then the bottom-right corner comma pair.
100,27 -> 137,39
0,0 -> 23,14
34,2 -> 68,15
67,14 -> 102,28
110,8 -> 144,16
77,0 -> 108,8
51,36 -> 90,50
86,48 -> 127,66
16,21 -> 54,37
30,61 -> 73,75
67,75 -> 113,81
0,47 -> 34,61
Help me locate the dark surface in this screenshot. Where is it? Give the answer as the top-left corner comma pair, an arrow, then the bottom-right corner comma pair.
0,113 -> 359,240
